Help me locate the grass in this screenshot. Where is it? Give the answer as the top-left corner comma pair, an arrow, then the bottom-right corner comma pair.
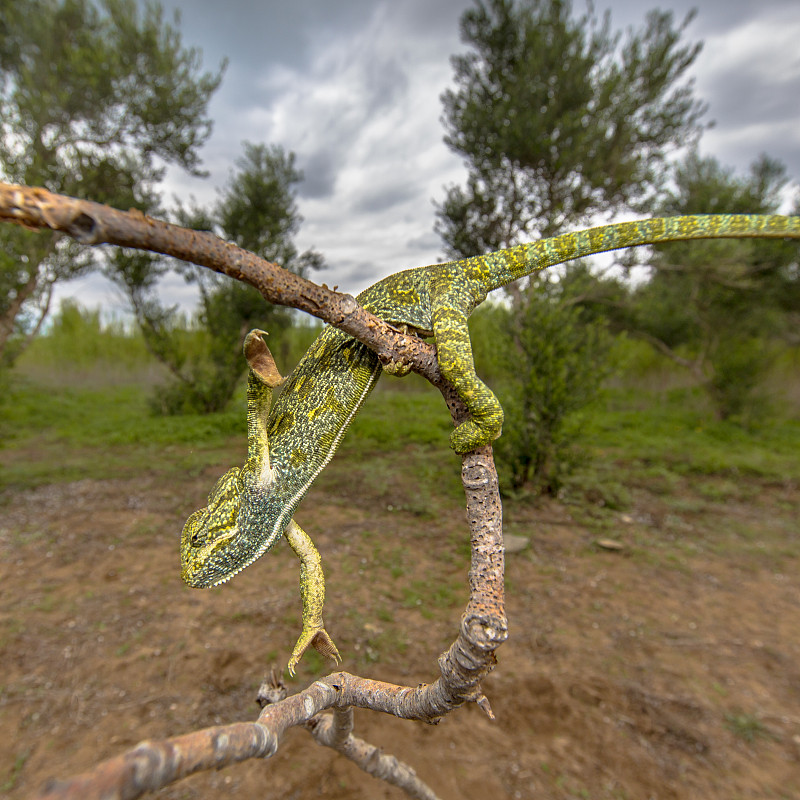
3,321 -> 799,508
1,750 -> 31,793
583,387 -> 800,482
3,369 -> 800,500
1,376 -> 244,448
0,375 -> 245,490
724,711 -> 771,744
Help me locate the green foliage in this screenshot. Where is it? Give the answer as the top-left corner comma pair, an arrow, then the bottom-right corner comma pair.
0,376 -> 244,489
115,143 -> 322,415
215,143 -> 324,276
435,0 -> 705,486
143,280 -> 292,415
345,390 -> 453,449
32,300 -> 150,368
0,0 -> 223,190
474,276 -> 615,493
0,0 -> 224,366
0,224 -> 62,369
437,0 -> 705,252
707,337 -> 776,422
5,346 -> 800,499
582,386 -> 800,481
632,151 -> 799,420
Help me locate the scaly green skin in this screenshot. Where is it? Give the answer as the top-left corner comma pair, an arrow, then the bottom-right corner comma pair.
181,214 -> 800,673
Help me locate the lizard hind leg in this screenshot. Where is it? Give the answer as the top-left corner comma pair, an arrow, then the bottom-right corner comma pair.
432,305 -> 504,454
283,518 -> 341,675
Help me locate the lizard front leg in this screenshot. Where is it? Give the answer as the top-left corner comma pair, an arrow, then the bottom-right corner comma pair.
283,518 -> 341,675
431,304 -> 504,454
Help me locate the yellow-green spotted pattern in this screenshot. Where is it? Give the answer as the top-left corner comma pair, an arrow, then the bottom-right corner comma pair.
182,214 -> 800,590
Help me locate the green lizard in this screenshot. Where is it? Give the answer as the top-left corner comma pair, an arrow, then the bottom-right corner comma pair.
181,214 -> 800,673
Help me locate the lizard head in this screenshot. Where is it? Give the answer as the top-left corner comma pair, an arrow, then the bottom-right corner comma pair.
180,465 -> 284,588
181,467 -> 247,588
181,329 -> 287,588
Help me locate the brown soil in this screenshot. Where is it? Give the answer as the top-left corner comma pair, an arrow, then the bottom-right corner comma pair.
1,453 -> 799,799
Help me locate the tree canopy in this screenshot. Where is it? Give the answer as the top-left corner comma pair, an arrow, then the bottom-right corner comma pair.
0,0 -> 225,366
437,0 -> 706,255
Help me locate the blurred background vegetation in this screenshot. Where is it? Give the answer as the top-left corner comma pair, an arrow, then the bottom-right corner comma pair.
1,0 -> 798,499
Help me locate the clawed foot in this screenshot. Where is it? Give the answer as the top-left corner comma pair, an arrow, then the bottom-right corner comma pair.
287,622 -> 341,676
282,520 -> 340,675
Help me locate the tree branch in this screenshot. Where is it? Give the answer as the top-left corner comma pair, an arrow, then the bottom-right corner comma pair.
0,182 -> 440,384
630,329 -> 705,379
30,443 -> 504,800
305,708 -> 440,800
2,183 -> 508,800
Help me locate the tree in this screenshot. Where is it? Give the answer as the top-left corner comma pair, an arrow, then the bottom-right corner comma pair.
632,151 -> 800,419
116,143 -> 325,414
0,0 -> 224,367
435,0 -> 707,488
436,0 -> 706,253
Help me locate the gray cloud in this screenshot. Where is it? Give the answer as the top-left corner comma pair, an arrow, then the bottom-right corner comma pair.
342,259 -> 387,290
406,231 -> 442,254
352,182 -> 419,216
296,149 -> 339,199
53,0 -> 800,315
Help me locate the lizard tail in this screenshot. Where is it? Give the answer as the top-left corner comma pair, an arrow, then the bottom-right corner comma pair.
477,214 -> 800,291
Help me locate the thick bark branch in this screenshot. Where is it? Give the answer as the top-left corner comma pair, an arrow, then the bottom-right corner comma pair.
0,182 -> 440,383
2,183 -> 506,800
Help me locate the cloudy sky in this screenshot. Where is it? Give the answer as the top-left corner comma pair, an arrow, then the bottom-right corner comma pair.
60,0 -> 800,315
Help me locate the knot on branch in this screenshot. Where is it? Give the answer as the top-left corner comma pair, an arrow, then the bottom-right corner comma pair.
460,610 -> 508,652
461,458 -> 493,489
331,293 -> 359,323
66,211 -> 101,243
435,610 -> 506,702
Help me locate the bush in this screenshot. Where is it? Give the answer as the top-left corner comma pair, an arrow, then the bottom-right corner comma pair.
475,276 -> 615,494
708,336 -> 776,423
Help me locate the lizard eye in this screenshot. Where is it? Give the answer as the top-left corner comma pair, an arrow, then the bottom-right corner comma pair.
190,532 -> 200,546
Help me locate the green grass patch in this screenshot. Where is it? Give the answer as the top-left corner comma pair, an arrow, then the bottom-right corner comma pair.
724,711 -> 771,744
583,389 -> 800,482
4,342 -> 800,513
2,377 -> 244,448
0,375 -> 245,490
344,384 -> 453,449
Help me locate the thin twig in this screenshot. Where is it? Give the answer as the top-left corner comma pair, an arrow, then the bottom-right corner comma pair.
306,709 -> 441,800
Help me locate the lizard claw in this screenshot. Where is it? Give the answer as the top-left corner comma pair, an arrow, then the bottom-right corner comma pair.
287,623 -> 341,676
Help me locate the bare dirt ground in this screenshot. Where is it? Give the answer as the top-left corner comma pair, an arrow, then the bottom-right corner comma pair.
1,445 -> 799,799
